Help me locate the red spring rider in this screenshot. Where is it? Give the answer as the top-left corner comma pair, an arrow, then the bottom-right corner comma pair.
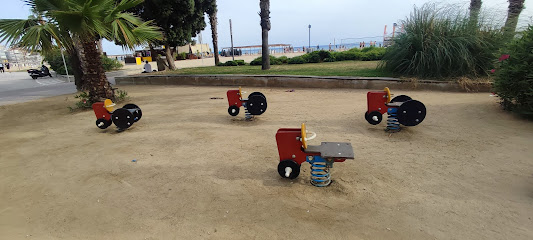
92,99 -> 142,131
275,123 -> 354,187
227,87 -> 267,119
365,87 -> 426,132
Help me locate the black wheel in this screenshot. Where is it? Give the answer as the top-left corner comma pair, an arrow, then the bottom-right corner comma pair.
112,108 -> 135,130
365,111 -> 369,122
95,118 -> 111,129
366,111 -> 382,125
228,105 -> 239,116
246,95 -> 267,115
390,95 -> 412,103
48,74 -> 52,77
397,100 -> 426,126
31,76 -> 37,79
277,160 -> 300,179
123,104 -> 142,122
248,92 -> 266,100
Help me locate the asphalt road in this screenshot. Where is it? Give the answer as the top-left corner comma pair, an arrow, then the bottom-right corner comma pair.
0,71 -> 127,106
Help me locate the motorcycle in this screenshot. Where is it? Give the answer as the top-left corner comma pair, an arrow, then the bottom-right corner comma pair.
27,66 -> 52,79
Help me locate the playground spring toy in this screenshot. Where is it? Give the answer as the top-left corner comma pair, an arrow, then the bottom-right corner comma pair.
92,99 -> 142,131
275,123 -> 354,187
227,87 -> 267,119
365,87 -> 426,132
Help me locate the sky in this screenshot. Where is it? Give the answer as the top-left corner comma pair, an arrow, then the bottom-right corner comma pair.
1,0 -> 532,55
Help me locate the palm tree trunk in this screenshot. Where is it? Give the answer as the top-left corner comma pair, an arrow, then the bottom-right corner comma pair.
504,0 -> 525,39
67,49 -> 83,91
469,0 -> 482,26
165,43 -> 176,70
260,0 -> 271,70
209,9 -> 220,66
79,39 -> 114,101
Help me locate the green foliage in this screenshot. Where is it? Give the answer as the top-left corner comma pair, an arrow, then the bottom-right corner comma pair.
43,48 -> 72,75
217,60 -> 245,66
176,52 -> 187,60
250,56 -> 283,65
494,25 -> 533,117
278,56 -> 289,64
287,56 -> 306,64
68,92 -> 93,111
101,56 -> 123,71
114,89 -> 129,103
379,4 -> 504,78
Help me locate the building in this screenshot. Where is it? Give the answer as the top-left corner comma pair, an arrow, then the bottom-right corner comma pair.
0,45 -> 43,70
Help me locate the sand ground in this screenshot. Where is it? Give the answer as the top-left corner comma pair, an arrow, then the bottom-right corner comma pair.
0,86 -> 532,239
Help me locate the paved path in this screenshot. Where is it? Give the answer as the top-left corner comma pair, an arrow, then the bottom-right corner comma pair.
0,71 -> 129,106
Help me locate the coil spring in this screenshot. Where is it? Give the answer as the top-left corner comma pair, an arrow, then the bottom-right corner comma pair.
386,107 -> 400,132
243,103 -> 253,120
306,156 -> 331,187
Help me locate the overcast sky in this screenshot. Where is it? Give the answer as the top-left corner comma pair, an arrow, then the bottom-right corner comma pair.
2,0 -> 532,55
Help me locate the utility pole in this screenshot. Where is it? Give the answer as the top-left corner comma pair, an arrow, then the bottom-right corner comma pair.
308,25 -> 311,50
230,19 -> 234,61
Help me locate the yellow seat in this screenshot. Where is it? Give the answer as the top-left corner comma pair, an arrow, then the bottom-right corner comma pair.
104,99 -> 116,112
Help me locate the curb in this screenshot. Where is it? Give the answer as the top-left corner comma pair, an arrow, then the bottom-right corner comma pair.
115,74 -> 492,92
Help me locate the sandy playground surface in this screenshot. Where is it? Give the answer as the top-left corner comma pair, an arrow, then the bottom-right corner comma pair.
1,86 -> 532,239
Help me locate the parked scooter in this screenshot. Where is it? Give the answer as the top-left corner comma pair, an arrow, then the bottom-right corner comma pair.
27,65 -> 52,79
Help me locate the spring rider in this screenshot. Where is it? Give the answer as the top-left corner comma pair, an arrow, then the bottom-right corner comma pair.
365,87 -> 426,132
275,123 -> 354,187
92,99 -> 142,131
227,87 -> 267,119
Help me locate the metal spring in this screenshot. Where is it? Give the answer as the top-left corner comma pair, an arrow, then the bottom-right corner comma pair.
307,156 -> 331,187
243,103 -> 253,120
386,107 -> 400,132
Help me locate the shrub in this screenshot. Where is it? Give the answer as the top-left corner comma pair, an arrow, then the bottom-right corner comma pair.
176,52 -> 187,60
288,56 -> 306,64
323,58 -> 335,62
317,50 -> 332,61
101,56 -> 123,71
43,48 -> 73,75
494,25 -> 533,117
249,55 -> 282,65
225,61 -> 238,66
379,3 -> 504,78
235,60 -> 246,65
343,51 -> 360,60
332,52 -> 345,61
250,57 -> 262,65
278,56 -> 289,64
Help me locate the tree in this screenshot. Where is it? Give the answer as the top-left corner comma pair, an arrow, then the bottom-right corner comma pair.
205,0 -> 219,66
503,0 -> 525,39
129,0 -> 211,70
0,0 -> 161,101
260,0 -> 270,70
469,0 -> 482,26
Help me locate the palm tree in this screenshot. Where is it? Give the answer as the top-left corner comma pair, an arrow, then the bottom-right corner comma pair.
469,0 -> 482,26
0,0 -> 161,101
206,1 -> 220,66
503,0 -> 525,39
259,0 -> 270,70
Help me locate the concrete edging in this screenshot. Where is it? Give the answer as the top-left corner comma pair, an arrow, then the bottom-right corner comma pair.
115,74 -> 492,92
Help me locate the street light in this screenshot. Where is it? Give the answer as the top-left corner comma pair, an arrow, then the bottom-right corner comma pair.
308,24 -> 311,50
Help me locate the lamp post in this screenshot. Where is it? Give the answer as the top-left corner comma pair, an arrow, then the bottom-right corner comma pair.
308,24 -> 311,50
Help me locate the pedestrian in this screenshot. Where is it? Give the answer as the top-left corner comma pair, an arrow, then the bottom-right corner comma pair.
143,60 -> 152,73
5,62 -> 10,72
0,62 -> 4,73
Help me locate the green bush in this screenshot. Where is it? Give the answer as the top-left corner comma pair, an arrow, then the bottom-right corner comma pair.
250,57 -> 262,66
343,51 -> 360,60
278,56 -> 289,64
218,60 -> 238,66
379,4 -> 503,78
288,56 -> 306,64
494,25 -> 533,117
249,55 -> 282,65
43,48 -> 73,75
323,58 -> 335,62
332,52 -> 345,61
235,60 -> 246,65
176,52 -> 187,60
101,56 -> 123,71
317,50 -> 332,60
